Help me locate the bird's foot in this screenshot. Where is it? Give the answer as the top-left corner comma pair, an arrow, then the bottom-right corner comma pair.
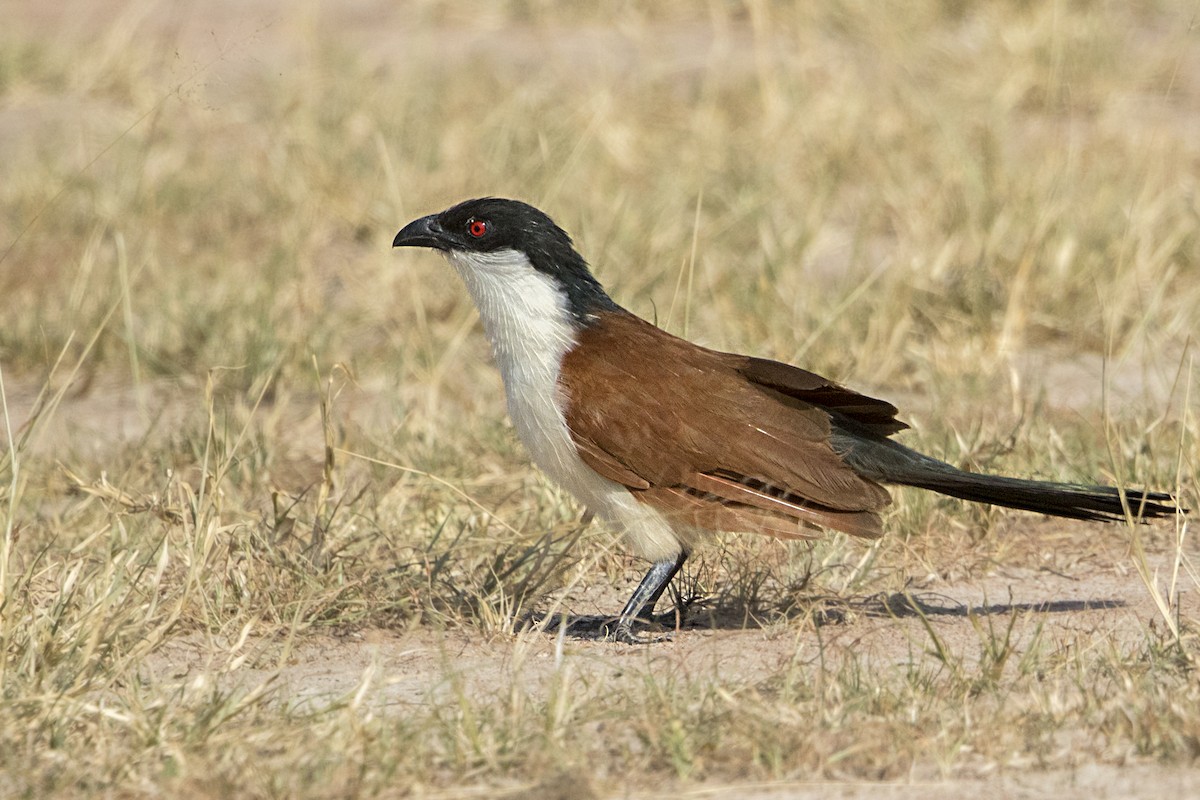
605,619 -> 672,645
517,612 -> 677,643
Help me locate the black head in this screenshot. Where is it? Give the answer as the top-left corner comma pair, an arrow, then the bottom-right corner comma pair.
393,198 -> 618,322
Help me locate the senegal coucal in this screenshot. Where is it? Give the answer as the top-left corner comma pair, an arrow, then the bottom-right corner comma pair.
393,197 -> 1182,643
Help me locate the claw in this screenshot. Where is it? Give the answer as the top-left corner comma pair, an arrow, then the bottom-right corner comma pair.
608,620 -> 671,645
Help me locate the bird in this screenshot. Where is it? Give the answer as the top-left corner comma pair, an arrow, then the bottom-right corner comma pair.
392,197 -> 1183,643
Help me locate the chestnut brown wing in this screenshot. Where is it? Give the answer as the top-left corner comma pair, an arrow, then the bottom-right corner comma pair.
734,356 -> 907,435
559,312 -> 892,539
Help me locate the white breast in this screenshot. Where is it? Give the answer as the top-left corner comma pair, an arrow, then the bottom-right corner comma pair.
443,249 -> 682,561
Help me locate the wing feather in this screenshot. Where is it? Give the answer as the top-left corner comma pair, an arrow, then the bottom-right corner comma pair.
560,311 -> 892,540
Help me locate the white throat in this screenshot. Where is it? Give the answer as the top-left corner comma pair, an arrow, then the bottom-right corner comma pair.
442,247 -> 683,562
444,248 -> 582,495
445,248 -> 578,385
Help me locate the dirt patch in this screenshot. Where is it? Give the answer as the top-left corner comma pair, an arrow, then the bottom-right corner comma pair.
134,537 -> 1194,796
640,764 -> 1200,799
144,543 -> 1191,710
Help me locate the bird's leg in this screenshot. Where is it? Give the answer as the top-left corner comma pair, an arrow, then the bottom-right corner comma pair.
610,551 -> 688,644
638,550 -> 688,618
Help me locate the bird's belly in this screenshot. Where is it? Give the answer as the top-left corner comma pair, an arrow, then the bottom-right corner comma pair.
505,385 -> 607,503
503,382 -> 684,561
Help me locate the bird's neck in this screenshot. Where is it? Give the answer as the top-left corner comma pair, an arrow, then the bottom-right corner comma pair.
445,249 -> 581,386
443,248 -> 587,495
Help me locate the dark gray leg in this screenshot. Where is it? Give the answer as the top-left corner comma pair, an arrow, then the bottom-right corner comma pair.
611,551 -> 688,644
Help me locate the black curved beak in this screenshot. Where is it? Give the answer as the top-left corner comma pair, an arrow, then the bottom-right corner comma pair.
393,214 -> 451,250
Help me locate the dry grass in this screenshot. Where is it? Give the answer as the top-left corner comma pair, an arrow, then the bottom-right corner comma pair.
1,1 -> 1198,797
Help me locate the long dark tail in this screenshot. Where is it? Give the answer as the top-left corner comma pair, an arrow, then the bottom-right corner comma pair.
837,431 -> 1184,522
887,469 -> 1179,521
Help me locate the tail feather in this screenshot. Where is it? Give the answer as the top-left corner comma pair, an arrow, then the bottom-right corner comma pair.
835,429 -> 1184,522
890,470 -> 1180,522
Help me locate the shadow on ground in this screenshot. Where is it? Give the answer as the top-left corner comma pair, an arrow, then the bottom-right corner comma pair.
520,591 -> 1127,641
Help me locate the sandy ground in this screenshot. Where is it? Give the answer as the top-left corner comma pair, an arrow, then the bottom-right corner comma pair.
137,540 -> 1196,799
142,550 -> 1192,712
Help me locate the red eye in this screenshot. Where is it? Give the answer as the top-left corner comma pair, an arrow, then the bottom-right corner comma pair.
467,219 -> 488,238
